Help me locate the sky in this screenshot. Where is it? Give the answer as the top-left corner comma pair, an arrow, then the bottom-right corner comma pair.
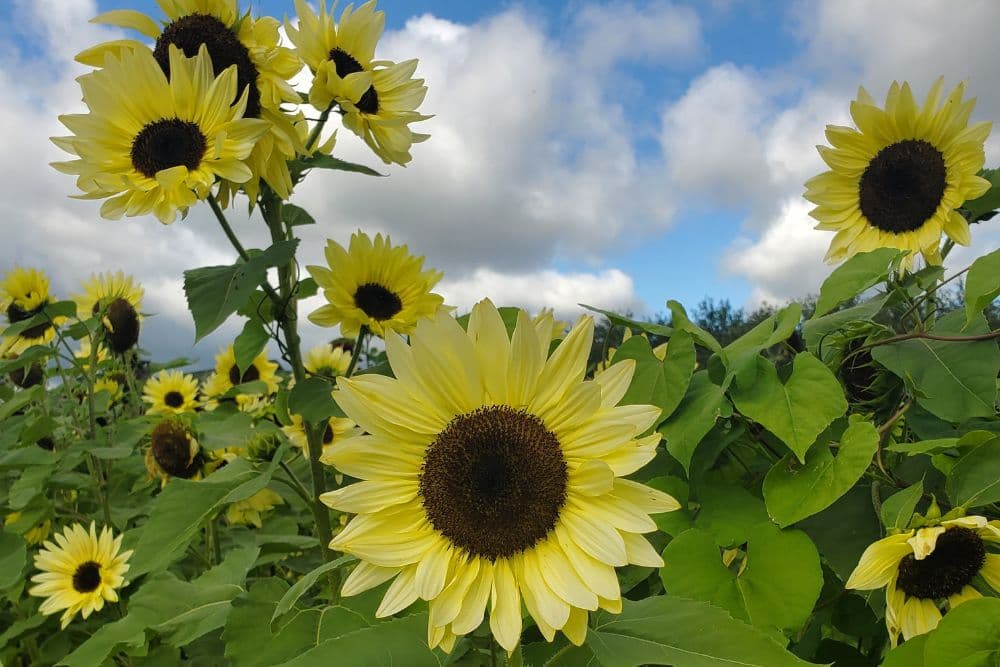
1,0 -> 999,367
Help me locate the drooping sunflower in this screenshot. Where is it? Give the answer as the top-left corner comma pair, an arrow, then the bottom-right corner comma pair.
5,512 -> 52,546
81,0 -> 305,203
143,369 -> 200,415
847,515 -> 1000,646
806,78 -> 992,264
307,231 -> 445,338
52,44 -> 269,224
304,341 -> 352,378
75,272 -> 144,353
320,301 -> 679,651
283,413 -> 359,457
225,488 -> 284,528
145,419 -> 203,483
201,344 -> 280,401
1,267 -> 59,354
28,522 -> 132,629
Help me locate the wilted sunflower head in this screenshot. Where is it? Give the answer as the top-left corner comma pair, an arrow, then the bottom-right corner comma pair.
8,356 -> 44,389
75,272 -> 144,354
835,331 -> 903,412
146,419 -> 201,482
806,78 -> 992,266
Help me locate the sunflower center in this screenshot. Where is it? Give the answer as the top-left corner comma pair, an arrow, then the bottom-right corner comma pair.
72,561 -> 102,593
130,119 -> 207,179
164,391 -> 185,408
419,406 -> 568,560
154,13 -> 261,118
858,139 -> 947,234
353,283 -> 403,321
102,298 -> 140,353
151,421 -> 198,478
896,527 -> 986,599
7,302 -> 52,340
327,47 -> 379,114
228,363 -> 260,386
323,422 -> 335,445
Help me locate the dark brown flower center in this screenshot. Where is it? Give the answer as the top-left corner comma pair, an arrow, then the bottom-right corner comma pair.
72,561 -> 102,593
10,362 -> 43,389
353,283 -> 402,321
323,422 -> 335,445
102,298 -> 140,353
859,139 -> 947,234
164,391 -> 185,408
896,527 -> 986,599
419,406 -> 567,560
327,47 -> 379,114
228,363 -> 260,386
130,118 -> 207,179
7,302 -> 52,340
154,13 -> 261,117
151,420 -> 198,478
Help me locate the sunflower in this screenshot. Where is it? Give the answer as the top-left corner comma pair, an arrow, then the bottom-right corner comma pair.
28,522 -> 132,629
142,369 -> 200,415
846,515 -> 1000,646
307,231 -> 445,338
283,413 -> 359,457
304,341 -> 352,378
81,0 -> 304,203
145,419 -> 203,483
75,339 -> 110,372
94,377 -> 123,403
806,78 -> 992,264
201,344 -> 280,402
320,301 -> 679,651
52,44 -> 269,224
1,267 -> 59,354
75,272 -> 144,353
5,512 -> 52,546
225,488 -> 284,527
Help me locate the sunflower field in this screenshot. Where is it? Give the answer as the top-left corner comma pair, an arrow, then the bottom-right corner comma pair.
2,1 -> 1000,666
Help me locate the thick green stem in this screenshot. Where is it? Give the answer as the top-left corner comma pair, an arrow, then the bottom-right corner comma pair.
306,103 -> 335,153
345,326 -> 367,377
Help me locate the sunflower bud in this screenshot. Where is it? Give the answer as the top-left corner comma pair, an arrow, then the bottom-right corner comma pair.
836,334 -> 903,415
245,432 -> 282,463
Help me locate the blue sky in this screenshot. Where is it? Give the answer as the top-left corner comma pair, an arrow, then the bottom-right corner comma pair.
1,0 -> 998,363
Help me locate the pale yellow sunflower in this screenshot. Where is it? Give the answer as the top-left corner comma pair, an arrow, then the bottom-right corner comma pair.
321,300 -> 679,651
142,369 -> 200,415
283,413 -> 359,457
847,515 -> 1000,646
52,44 -> 269,224
28,522 -> 132,629
1,267 -> 59,354
303,341 -> 352,378
806,78 -> 992,264
225,488 -> 284,527
201,344 -> 280,400
75,271 -> 144,353
81,0 -> 305,203
144,419 -> 203,483
307,231 -> 445,338
5,512 -> 52,546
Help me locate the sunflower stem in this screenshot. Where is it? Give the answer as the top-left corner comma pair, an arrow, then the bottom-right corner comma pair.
345,326 -> 367,377
305,102 -> 335,153
83,328 -> 114,528
206,193 -> 283,307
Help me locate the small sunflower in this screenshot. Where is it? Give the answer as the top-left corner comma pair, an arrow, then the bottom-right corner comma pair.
5,512 -> 52,546
847,515 -> 1000,646
143,369 -> 200,415
82,0 -> 304,202
806,78 -> 992,264
75,272 -> 144,353
283,413 -> 359,457
94,377 -> 123,403
28,522 -> 132,629
1,267 -> 59,354
74,339 -> 110,372
304,341 -> 352,378
225,488 -> 284,528
307,231 -> 445,338
145,419 -> 203,483
201,344 -> 280,401
52,44 -> 269,224
320,301 -> 679,651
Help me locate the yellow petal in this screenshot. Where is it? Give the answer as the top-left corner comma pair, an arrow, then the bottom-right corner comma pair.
489,560 -> 522,651
846,533 -> 913,589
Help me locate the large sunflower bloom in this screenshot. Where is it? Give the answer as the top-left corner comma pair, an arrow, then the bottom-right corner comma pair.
847,515 -> 1000,646
28,522 -> 132,629
81,0 -> 304,203
806,78 -> 992,264
142,369 -> 200,415
307,231 -> 445,338
52,44 -> 269,224
75,271 -> 144,353
321,301 -> 679,651
1,268 -> 59,354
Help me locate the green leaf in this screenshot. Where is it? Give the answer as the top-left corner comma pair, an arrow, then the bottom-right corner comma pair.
880,634 -> 927,667
803,293 -> 890,354
582,596 -> 816,667
579,303 -> 673,337
724,303 -> 803,385
293,154 -> 385,177
946,434 -> 1000,508
798,484 -> 881,582
646,476 -> 693,536
279,613 -> 444,667
668,300 -> 722,353
964,247 -> 1000,326
0,384 -> 42,422
924,597 -> 1000,666
233,319 -> 269,374
763,419 -> 879,527
813,248 -> 902,318
659,371 -> 730,472
0,531 -> 27,589
879,480 -> 923,530
872,310 -> 1000,422
611,330 -> 694,424
270,555 -> 354,628
661,523 -> 823,633
961,167 -> 1000,222
183,240 -> 297,341
730,353 -> 848,462
694,482 -> 770,547
288,376 -> 339,423
887,438 -> 959,454
282,203 -> 316,227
